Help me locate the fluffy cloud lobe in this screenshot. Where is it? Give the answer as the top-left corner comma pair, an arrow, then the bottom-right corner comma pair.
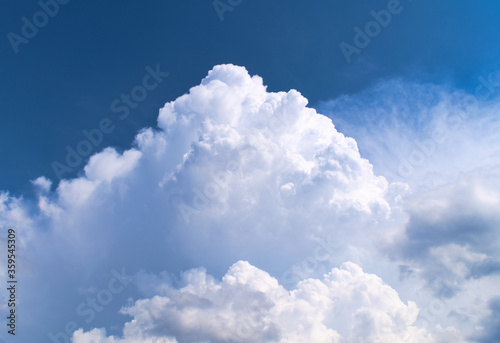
73,261 -> 429,343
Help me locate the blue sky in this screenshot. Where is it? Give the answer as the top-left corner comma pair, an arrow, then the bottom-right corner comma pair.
1,1 -> 500,342
1,0 -> 499,193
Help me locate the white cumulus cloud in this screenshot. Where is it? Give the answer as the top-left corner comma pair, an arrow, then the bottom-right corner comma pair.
2,64 -> 498,342
72,261 -> 431,343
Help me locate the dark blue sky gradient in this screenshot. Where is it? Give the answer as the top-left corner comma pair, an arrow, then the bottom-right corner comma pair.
1,0 -> 499,194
